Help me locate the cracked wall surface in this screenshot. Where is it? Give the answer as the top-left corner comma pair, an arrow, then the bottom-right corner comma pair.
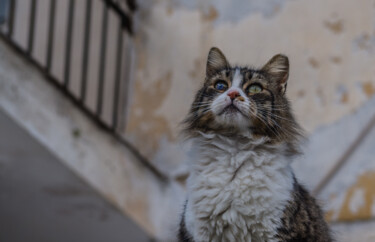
122,0 -> 375,229
126,0 -> 375,194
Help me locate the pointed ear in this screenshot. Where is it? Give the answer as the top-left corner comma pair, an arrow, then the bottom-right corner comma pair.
206,47 -> 229,77
262,54 -> 289,95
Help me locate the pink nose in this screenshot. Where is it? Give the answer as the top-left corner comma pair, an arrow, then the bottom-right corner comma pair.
227,90 -> 240,100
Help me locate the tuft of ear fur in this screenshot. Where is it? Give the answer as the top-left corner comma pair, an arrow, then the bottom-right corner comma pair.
262,54 -> 289,95
206,47 -> 229,77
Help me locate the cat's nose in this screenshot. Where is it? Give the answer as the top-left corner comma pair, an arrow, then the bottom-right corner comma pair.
227,90 -> 240,100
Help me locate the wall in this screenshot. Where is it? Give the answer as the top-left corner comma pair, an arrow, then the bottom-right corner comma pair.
125,0 -> 375,228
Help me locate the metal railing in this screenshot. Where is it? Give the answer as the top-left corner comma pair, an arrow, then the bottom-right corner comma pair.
0,0 -> 167,180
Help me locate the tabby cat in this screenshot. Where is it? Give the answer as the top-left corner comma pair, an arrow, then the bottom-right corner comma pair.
178,47 -> 332,242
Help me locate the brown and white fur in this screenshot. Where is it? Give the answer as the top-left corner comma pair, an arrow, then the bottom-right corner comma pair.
178,48 -> 332,242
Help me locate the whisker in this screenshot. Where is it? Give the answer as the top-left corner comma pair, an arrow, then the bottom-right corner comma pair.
260,111 -> 296,123
252,110 -> 283,140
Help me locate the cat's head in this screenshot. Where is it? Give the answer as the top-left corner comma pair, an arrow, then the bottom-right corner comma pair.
183,47 -> 302,145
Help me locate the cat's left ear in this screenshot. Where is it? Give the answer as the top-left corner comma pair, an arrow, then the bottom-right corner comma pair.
262,54 -> 289,95
206,47 -> 229,77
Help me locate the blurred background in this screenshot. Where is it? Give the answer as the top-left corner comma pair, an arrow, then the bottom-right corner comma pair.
0,0 -> 375,241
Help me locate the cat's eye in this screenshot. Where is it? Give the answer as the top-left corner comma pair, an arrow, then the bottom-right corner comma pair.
214,81 -> 228,92
248,84 -> 262,94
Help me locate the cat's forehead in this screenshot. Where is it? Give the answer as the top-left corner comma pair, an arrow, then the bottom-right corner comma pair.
211,67 -> 265,81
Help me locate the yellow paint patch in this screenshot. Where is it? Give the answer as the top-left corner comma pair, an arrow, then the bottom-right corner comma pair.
202,6 -> 218,22
363,81 -> 375,98
331,56 -> 342,64
327,171 -> 375,222
297,90 -> 305,98
166,6 -> 173,16
324,19 -> 344,34
308,57 -> 319,68
127,72 -> 174,159
340,91 -> 349,104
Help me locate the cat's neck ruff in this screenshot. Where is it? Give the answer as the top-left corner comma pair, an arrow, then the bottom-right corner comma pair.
185,131 -> 294,241
189,131 -> 292,168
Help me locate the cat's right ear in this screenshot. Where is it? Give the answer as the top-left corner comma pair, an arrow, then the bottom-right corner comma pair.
261,54 -> 289,95
206,47 -> 229,77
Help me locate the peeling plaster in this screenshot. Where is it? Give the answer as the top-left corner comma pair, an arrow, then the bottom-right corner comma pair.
362,81 -> 375,98
128,0 -> 375,180
324,19 -> 344,34
327,172 -> 375,221
127,71 -> 174,159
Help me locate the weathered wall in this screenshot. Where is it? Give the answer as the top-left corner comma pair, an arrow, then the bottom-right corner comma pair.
126,0 -> 375,174
124,0 -> 375,228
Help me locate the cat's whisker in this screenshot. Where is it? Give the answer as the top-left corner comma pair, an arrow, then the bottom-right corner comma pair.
261,111 -> 296,123
255,109 -> 291,140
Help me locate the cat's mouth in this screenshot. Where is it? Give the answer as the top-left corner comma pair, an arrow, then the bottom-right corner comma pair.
218,104 -> 245,116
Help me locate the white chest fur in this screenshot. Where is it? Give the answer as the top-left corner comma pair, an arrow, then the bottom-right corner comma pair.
184,133 -> 294,242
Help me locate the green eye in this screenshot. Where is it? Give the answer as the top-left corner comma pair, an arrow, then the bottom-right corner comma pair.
214,81 -> 228,91
248,84 -> 262,94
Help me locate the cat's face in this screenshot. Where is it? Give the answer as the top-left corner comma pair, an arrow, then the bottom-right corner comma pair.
184,47 -> 300,142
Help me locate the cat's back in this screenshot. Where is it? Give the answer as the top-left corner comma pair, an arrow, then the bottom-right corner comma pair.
276,181 -> 333,242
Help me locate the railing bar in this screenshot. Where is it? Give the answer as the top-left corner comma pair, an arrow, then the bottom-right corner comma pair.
80,0 -> 92,103
112,24 -> 123,130
63,0 -> 75,88
7,0 -> 16,38
96,4 -> 108,117
102,0 -> 132,34
0,1 -> 165,180
46,0 -> 56,73
27,0 -> 37,55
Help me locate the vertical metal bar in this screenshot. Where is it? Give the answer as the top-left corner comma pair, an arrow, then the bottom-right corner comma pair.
7,0 -> 16,38
80,0 -> 92,103
102,0 -> 132,34
63,0 -> 75,88
112,23 -> 123,130
46,0 -> 56,73
27,0 -> 37,55
96,4 -> 108,117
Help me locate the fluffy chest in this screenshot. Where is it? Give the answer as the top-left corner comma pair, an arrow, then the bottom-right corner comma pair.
185,136 -> 294,241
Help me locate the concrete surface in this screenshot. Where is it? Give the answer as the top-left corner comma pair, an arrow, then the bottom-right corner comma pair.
0,39 -> 184,240
0,108 -> 151,242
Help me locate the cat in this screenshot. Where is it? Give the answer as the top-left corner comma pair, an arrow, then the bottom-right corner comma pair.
178,47 -> 332,242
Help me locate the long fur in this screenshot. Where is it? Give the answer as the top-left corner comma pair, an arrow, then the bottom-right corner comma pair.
178,47 -> 332,242
184,132 -> 294,241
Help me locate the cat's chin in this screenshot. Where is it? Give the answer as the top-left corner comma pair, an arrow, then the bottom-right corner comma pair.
214,112 -> 251,130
